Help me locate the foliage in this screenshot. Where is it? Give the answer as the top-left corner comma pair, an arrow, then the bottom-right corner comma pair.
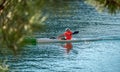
85,0 -> 120,14
0,60 -> 9,72
0,0 -> 43,55
0,65 -> 9,72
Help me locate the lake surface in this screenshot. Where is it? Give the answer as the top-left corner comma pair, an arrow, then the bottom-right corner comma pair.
6,0 -> 120,72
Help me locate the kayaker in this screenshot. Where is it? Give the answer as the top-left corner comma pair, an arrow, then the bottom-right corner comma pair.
58,28 -> 73,40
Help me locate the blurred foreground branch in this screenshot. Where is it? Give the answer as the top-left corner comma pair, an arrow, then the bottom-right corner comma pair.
85,0 -> 120,14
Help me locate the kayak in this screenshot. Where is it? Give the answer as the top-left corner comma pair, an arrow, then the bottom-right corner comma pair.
25,37 -> 103,44
25,36 -> 120,45
36,38 -> 101,43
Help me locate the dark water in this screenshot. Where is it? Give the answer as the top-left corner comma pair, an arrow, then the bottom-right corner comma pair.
6,0 -> 120,72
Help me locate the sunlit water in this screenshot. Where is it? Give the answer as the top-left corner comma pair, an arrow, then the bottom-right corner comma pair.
4,0 -> 120,72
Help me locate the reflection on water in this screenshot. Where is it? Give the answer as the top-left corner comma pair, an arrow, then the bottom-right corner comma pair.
61,42 -> 73,54
7,40 -> 120,72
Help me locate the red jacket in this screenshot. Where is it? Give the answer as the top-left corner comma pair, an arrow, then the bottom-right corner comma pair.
64,31 -> 72,40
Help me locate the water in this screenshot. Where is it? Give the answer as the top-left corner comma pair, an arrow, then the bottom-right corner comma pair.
4,0 -> 120,72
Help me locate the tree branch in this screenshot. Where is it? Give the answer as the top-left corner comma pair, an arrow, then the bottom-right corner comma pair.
0,0 -> 6,11
113,0 -> 120,7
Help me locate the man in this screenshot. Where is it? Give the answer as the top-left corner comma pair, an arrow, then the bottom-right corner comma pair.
57,28 -> 73,40
58,28 -> 73,54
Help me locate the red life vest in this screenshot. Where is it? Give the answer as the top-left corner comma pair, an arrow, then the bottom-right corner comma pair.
64,31 -> 72,40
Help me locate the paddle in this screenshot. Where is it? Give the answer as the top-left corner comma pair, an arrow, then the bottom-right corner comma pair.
72,31 -> 79,35
50,31 -> 79,39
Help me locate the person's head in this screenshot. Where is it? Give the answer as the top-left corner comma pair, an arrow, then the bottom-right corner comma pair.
65,28 -> 71,32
